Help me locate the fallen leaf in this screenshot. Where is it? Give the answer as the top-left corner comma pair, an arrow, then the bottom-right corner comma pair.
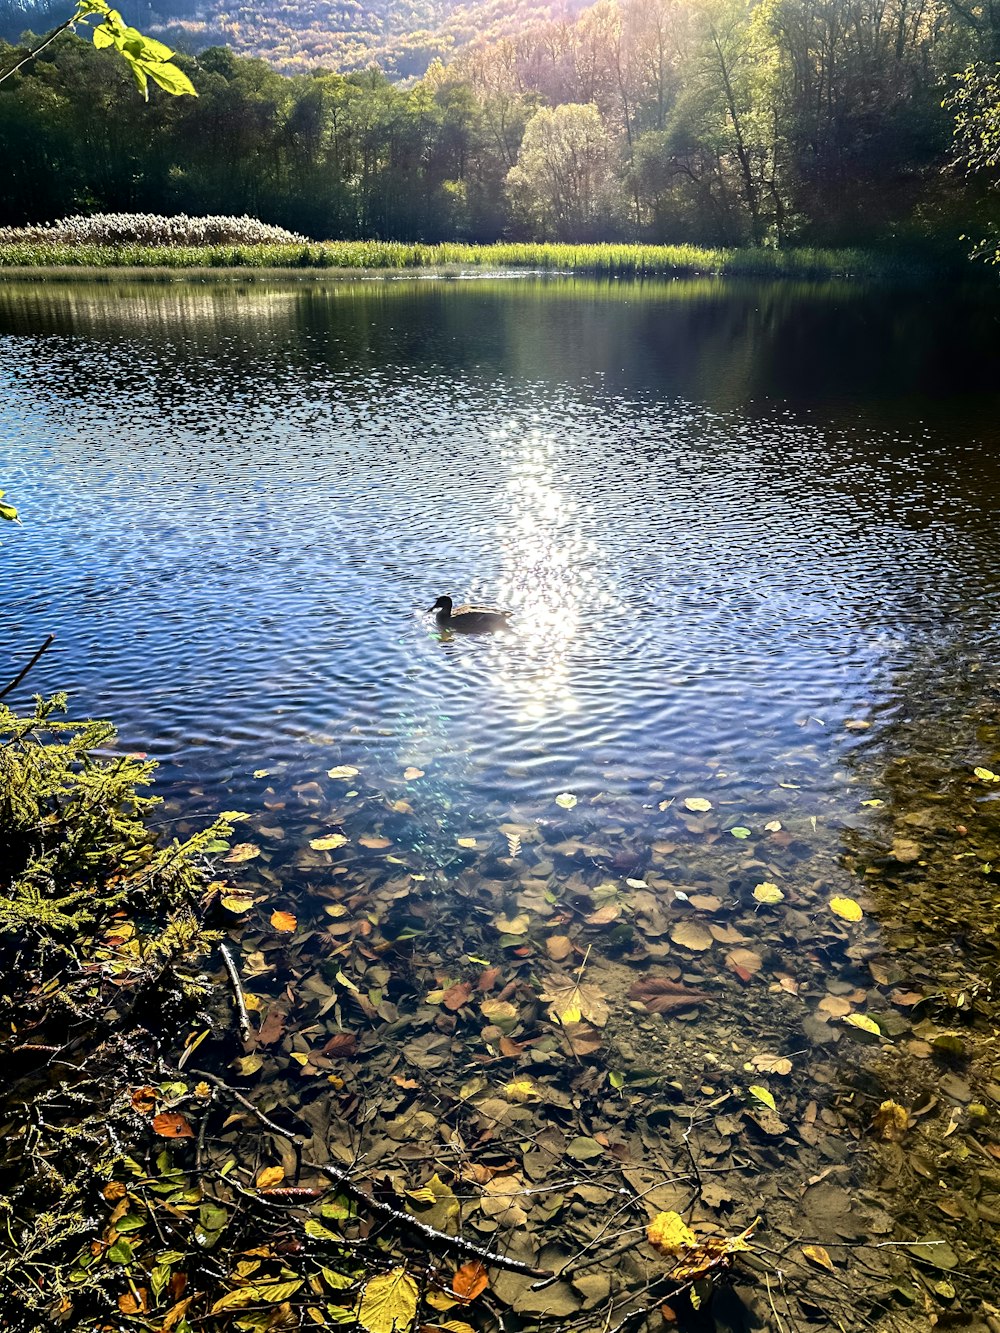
256,1166 -> 285,1188
751,1054 -> 792,1076
752,882 -> 784,905
647,1211 -> 695,1254
456,837 -> 478,849
224,843 -> 260,863
871,1099 -> 909,1141
540,972 -> 609,1027
211,1280 -> 303,1314
555,792 -> 578,809
130,1086 -> 157,1114
628,976 -> 710,1014
670,920 -> 713,952
270,910 -> 297,933
310,833 -> 348,851
725,948 -> 763,980
152,1113 -> 194,1139
844,1013 -> 881,1035
453,1261 -> 489,1303
749,1086 -> 776,1111
404,767 -> 425,780
801,1244 -> 834,1272
221,893 -> 255,914
684,797 -> 712,812
546,935 -> 574,961
327,765 -> 360,779
730,826 -> 752,839
829,897 -> 864,922
357,1268 -> 419,1333
442,981 -> 473,1012
493,912 -> 529,935
359,835 -> 391,849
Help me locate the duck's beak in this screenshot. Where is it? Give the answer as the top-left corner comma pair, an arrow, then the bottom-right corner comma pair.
426,604 -> 438,612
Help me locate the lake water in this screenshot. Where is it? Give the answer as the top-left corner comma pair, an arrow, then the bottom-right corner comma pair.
4,275 -> 1000,1329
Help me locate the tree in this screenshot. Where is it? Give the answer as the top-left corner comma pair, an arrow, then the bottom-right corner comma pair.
947,61 -> 1000,260
506,101 -> 623,239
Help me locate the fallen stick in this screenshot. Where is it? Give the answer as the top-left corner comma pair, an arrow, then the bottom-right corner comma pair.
190,1067 -> 550,1280
218,942 -> 252,1045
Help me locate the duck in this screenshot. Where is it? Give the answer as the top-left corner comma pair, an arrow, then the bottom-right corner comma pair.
428,595 -> 512,634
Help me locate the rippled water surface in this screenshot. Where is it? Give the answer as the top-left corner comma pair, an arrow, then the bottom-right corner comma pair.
4,277 -> 1000,818
5,275 -> 1000,1325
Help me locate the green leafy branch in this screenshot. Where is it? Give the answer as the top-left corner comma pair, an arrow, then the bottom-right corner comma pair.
0,0 -> 196,99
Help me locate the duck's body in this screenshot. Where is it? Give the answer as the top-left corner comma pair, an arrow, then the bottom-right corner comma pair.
429,595 -> 512,634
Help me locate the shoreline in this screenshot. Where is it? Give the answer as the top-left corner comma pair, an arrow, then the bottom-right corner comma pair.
0,239 -> 960,283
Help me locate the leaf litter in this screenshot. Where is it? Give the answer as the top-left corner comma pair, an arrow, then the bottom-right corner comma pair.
82,694 -> 1000,1333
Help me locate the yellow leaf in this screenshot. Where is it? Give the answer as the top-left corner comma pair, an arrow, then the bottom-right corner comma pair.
749,1086 -> 776,1111
801,1244 -> 834,1272
845,1013 -> 881,1035
327,765 -> 360,780
456,837 -> 477,849
683,797 -> 712,812
270,910 -> 297,933
256,1166 -> 285,1188
871,1099 -> 909,1141
503,1078 -> 540,1104
752,882 -> 784,905
310,833 -> 348,851
221,893 -> 256,914
493,912 -> 529,935
647,1211 -> 696,1255
974,766 -> 1000,782
224,843 -> 260,863
555,792 -> 578,809
403,767 -> 425,780
210,1280 -> 303,1313
357,1266 -> 419,1333
829,897 -> 864,922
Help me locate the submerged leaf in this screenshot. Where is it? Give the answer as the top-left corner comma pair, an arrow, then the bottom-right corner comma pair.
555,792 -> 578,809
752,882 -> 784,904
152,1112 -> 193,1138
540,972 -> 609,1027
628,976 -> 710,1014
357,1267 -> 419,1333
829,897 -> 864,922
684,797 -> 712,812
270,909 -> 297,933
801,1244 -> 835,1272
647,1211 -> 696,1254
310,833 -> 348,851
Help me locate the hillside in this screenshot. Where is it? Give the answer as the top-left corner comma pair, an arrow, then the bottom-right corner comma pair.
0,0 -> 584,77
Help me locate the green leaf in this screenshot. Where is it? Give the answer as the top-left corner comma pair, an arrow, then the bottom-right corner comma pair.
730,826 -> 752,839
145,58 -> 197,97
748,1085 -> 776,1111
106,1237 -> 134,1263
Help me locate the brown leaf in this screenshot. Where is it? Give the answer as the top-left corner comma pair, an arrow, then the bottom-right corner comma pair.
725,948 -> 763,982
130,1085 -> 157,1114
453,1260 -> 489,1302
359,835 -> 392,849
257,1005 -> 288,1046
628,976 -> 710,1014
321,1033 -> 358,1058
152,1112 -> 194,1138
669,920 -> 714,952
545,935 -> 574,962
442,981 -> 473,1012
801,1243 -> 835,1272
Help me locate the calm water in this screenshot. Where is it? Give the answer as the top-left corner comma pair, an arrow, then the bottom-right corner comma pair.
4,275 -> 1000,1323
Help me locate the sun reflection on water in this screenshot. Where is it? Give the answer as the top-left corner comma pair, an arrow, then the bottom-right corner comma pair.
491,420 -> 602,719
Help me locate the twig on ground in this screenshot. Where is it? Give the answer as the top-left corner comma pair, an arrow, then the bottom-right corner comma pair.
189,1067 -> 551,1279
218,942 -> 252,1045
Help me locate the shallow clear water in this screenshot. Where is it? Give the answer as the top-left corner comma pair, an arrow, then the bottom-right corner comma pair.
5,275 -> 1000,1324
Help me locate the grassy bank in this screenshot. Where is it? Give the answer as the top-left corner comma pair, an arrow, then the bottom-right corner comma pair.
0,239 -> 938,280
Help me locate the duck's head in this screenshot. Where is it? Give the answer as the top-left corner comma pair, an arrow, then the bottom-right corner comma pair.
428,595 -> 452,613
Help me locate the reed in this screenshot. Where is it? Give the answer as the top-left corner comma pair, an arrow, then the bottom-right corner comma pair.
0,237 -> 925,280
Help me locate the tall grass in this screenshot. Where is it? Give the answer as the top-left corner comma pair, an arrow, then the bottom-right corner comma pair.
0,238 -> 926,279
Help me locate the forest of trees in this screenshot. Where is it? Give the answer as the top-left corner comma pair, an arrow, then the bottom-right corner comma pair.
1,0 -> 999,247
